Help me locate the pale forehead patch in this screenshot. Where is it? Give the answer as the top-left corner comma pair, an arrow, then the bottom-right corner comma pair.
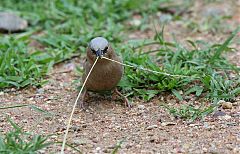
89,37 -> 109,51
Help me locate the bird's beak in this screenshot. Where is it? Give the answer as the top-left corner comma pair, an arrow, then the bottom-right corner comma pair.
96,49 -> 103,58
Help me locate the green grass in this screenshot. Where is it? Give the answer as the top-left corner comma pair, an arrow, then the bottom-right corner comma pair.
0,36 -> 50,88
161,103 -> 217,122
0,117 -> 53,154
111,138 -> 125,154
0,0 -> 170,89
119,27 -> 240,103
0,105 -> 82,153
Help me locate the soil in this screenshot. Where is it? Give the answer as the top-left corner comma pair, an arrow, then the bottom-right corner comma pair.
0,1 -> 239,154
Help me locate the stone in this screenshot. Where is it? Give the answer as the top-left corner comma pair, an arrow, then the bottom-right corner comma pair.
146,125 -> 158,130
0,12 -> 28,32
161,122 -> 176,126
221,101 -> 233,109
137,105 -> 145,110
37,88 -> 44,94
218,115 -> 231,120
73,139 -> 87,145
130,19 -> 141,26
212,110 -> 226,117
232,101 -> 239,106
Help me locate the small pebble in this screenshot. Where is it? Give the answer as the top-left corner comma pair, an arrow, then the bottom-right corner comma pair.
103,149 -> 111,153
213,110 -> 226,117
218,115 -> 231,120
149,136 -> 158,143
203,147 -> 208,152
146,125 -> 158,130
221,101 -> 233,109
147,133 -> 154,136
71,126 -> 81,132
130,19 -> 141,26
203,122 -> 215,129
96,147 -> 101,151
107,145 -> 115,149
22,119 -> 28,123
232,101 -> 239,106
137,105 -> 145,110
189,123 -> 200,127
161,122 -> 176,126
92,138 -> 98,143
37,88 -> 44,94
73,139 -> 87,145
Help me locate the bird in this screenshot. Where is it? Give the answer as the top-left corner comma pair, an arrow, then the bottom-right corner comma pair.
78,37 -> 131,108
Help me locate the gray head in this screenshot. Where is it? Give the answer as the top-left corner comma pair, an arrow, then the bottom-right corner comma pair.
89,37 -> 109,57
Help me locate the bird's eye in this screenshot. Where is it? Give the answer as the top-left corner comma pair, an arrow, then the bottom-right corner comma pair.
90,48 -> 96,54
103,46 -> 108,54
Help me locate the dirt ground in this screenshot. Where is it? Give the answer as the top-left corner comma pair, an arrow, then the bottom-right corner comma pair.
0,1 -> 240,154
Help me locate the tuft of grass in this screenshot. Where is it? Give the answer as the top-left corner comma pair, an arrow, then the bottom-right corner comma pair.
119,27 -> 240,104
0,37 -> 51,88
0,117 -> 53,154
111,138 -> 125,154
161,103 -> 217,122
0,113 -> 82,153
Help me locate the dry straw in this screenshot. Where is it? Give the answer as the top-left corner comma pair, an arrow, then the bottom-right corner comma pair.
102,56 -> 190,78
60,57 -> 99,154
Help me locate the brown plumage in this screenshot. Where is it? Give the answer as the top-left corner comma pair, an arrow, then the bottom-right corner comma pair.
79,37 -> 131,108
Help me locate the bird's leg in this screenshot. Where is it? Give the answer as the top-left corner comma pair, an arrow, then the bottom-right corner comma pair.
78,89 -> 88,108
112,88 -> 132,108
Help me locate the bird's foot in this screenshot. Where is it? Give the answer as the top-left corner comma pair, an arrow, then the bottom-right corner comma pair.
113,88 -> 132,108
77,100 -> 85,109
123,96 -> 132,108
77,89 -> 88,109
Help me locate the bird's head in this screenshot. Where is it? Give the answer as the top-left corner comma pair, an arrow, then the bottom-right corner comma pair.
87,37 -> 112,59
